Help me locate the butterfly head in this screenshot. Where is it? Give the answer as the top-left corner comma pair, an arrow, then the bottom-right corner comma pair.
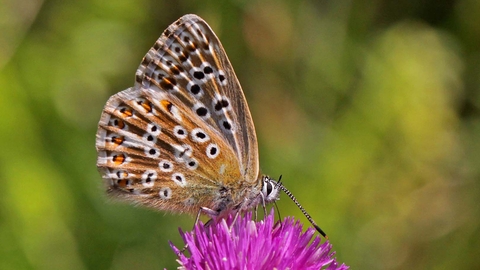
260,175 -> 281,204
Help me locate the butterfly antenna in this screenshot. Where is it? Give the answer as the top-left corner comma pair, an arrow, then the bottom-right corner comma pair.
276,175 -> 284,187
278,181 -> 328,239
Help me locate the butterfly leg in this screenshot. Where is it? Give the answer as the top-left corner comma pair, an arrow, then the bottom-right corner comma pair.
200,206 -> 244,232
260,192 -> 268,218
228,211 -> 242,231
204,218 -> 214,228
193,206 -> 219,230
193,207 -> 203,228
199,206 -> 220,218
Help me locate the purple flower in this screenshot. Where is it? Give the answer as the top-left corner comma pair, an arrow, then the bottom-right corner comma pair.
170,211 -> 349,270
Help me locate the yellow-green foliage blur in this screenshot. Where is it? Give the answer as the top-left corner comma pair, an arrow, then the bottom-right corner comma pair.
1,0 -> 479,269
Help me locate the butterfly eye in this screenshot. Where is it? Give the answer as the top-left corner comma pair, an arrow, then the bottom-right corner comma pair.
266,181 -> 273,195
262,178 -> 280,203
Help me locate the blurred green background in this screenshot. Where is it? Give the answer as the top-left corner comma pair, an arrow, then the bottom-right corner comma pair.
1,0 -> 479,269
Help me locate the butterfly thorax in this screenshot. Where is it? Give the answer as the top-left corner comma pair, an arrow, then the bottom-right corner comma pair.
205,175 -> 281,219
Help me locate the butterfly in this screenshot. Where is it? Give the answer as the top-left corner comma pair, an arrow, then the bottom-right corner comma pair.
95,14 -> 326,237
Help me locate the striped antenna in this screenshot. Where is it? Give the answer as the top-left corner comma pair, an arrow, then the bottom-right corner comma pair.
277,176 -> 328,239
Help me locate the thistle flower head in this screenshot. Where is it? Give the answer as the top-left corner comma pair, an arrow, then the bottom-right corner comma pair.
170,211 -> 349,269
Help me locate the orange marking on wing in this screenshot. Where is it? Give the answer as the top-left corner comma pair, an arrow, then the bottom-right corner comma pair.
120,108 -> 133,117
115,119 -> 125,129
112,154 -> 126,165
161,100 -> 173,111
141,101 -> 152,113
111,136 -> 125,145
117,179 -> 127,188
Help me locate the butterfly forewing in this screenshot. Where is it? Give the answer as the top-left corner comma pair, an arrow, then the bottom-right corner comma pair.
135,14 -> 259,182
96,14 -> 259,215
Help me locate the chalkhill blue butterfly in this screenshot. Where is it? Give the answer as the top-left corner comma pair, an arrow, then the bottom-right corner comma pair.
96,14 -> 326,238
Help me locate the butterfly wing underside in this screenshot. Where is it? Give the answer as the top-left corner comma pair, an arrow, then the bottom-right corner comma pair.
136,14 -> 259,181
96,14 -> 260,214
